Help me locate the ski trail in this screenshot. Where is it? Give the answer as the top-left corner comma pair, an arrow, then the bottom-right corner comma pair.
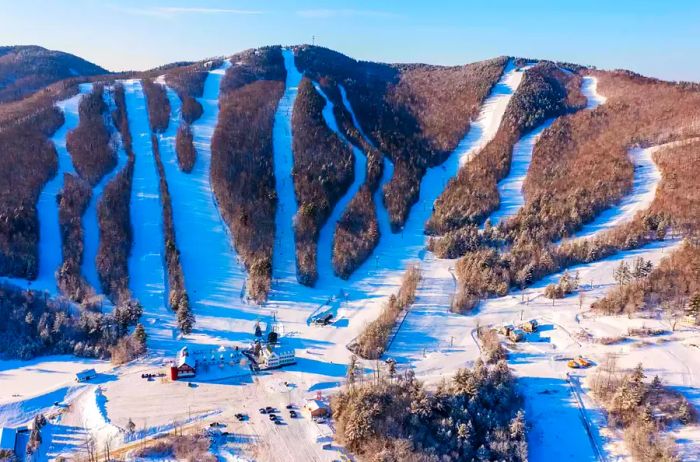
123,80 -> 167,323
581,76 -> 607,109
272,49 -> 303,286
485,118 -> 556,226
268,60 -> 523,318
338,84 -> 394,254
156,61 -> 249,350
81,86 -> 128,294
312,82 -> 367,285
386,61 -> 524,362
565,138 -> 699,242
0,85 -> 91,293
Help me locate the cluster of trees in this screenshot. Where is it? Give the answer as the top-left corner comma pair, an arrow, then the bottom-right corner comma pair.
353,265 -> 420,359
428,62 -> 586,236
591,360 -> 694,461
0,282 -> 140,360
594,243 -> 699,316
56,173 -> 93,302
210,47 -> 285,302
0,99 -> 64,278
131,432 -> 216,462
141,78 -> 170,133
543,270 -> 580,299
165,59 -> 222,173
65,84 -> 117,185
96,83 -> 134,304
151,135 -> 193,333
333,360 -> 527,461
291,76 -> 354,285
295,45 -> 507,230
332,186 -> 379,279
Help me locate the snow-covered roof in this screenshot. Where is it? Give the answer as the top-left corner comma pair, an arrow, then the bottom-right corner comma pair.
305,399 -> 326,411
0,427 -> 17,451
177,354 -> 195,369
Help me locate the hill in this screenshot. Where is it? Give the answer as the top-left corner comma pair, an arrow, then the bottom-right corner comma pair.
0,45 -> 107,103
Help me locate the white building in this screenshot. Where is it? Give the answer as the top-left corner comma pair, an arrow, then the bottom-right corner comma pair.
259,347 -> 295,369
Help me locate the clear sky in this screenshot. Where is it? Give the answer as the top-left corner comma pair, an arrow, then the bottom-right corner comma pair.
1,0 -> 698,81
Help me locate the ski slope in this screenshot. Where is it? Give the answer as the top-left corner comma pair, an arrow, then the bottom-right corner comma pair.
567,139 -> 699,242
271,49 -> 303,287
156,61 -> 251,351
581,76 -> 607,108
312,82 -> 367,286
338,84 -> 395,245
81,86 -> 128,294
0,85 -> 90,293
387,60 -> 524,363
486,118 -> 555,226
123,80 -> 167,335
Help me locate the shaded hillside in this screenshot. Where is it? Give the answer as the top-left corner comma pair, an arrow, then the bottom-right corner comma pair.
0,45 -> 106,103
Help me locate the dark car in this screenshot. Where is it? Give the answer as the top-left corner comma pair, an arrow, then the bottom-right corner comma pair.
235,413 -> 246,421
286,404 -> 294,409
259,408 -> 266,414
274,419 -> 283,425
265,406 -> 274,413
269,414 -> 277,421
289,410 -> 297,418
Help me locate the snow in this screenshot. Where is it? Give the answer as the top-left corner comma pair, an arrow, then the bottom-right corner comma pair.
271,49 -> 303,287
123,80 -> 168,333
311,82 -> 367,286
154,61 -> 250,353
486,118 -> 555,226
0,85 -> 91,293
81,85 -> 129,295
581,76 -> 607,109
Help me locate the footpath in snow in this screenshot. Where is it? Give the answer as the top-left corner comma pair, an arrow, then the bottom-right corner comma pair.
1,85 -> 91,293
81,86 -> 129,294
123,80 -> 167,334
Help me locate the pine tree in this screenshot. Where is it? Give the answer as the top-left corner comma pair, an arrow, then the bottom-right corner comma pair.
177,304 -> 194,335
127,418 -> 136,434
133,323 -> 147,350
613,261 -> 631,286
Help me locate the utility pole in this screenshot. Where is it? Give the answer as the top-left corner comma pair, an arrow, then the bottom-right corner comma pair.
312,35 -> 316,46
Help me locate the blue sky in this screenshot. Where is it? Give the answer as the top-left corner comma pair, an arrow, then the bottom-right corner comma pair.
1,0 -> 698,81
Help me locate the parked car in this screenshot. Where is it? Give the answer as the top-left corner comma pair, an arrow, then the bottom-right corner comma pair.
265,406 -> 275,413
235,413 -> 246,421
259,408 -> 266,414
289,410 -> 297,418
269,414 -> 277,421
285,404 -> 294,409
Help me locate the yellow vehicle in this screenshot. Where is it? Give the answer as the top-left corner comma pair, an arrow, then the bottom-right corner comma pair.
567,359 -> 581,369
575,356 -> 591,368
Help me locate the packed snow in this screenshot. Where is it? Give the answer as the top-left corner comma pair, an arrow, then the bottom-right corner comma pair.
271,49 -> 303,288
581,76 -> 607,109
123,80 -> 168,338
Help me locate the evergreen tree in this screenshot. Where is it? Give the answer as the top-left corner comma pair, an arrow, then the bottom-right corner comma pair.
133,323 -> 147,350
